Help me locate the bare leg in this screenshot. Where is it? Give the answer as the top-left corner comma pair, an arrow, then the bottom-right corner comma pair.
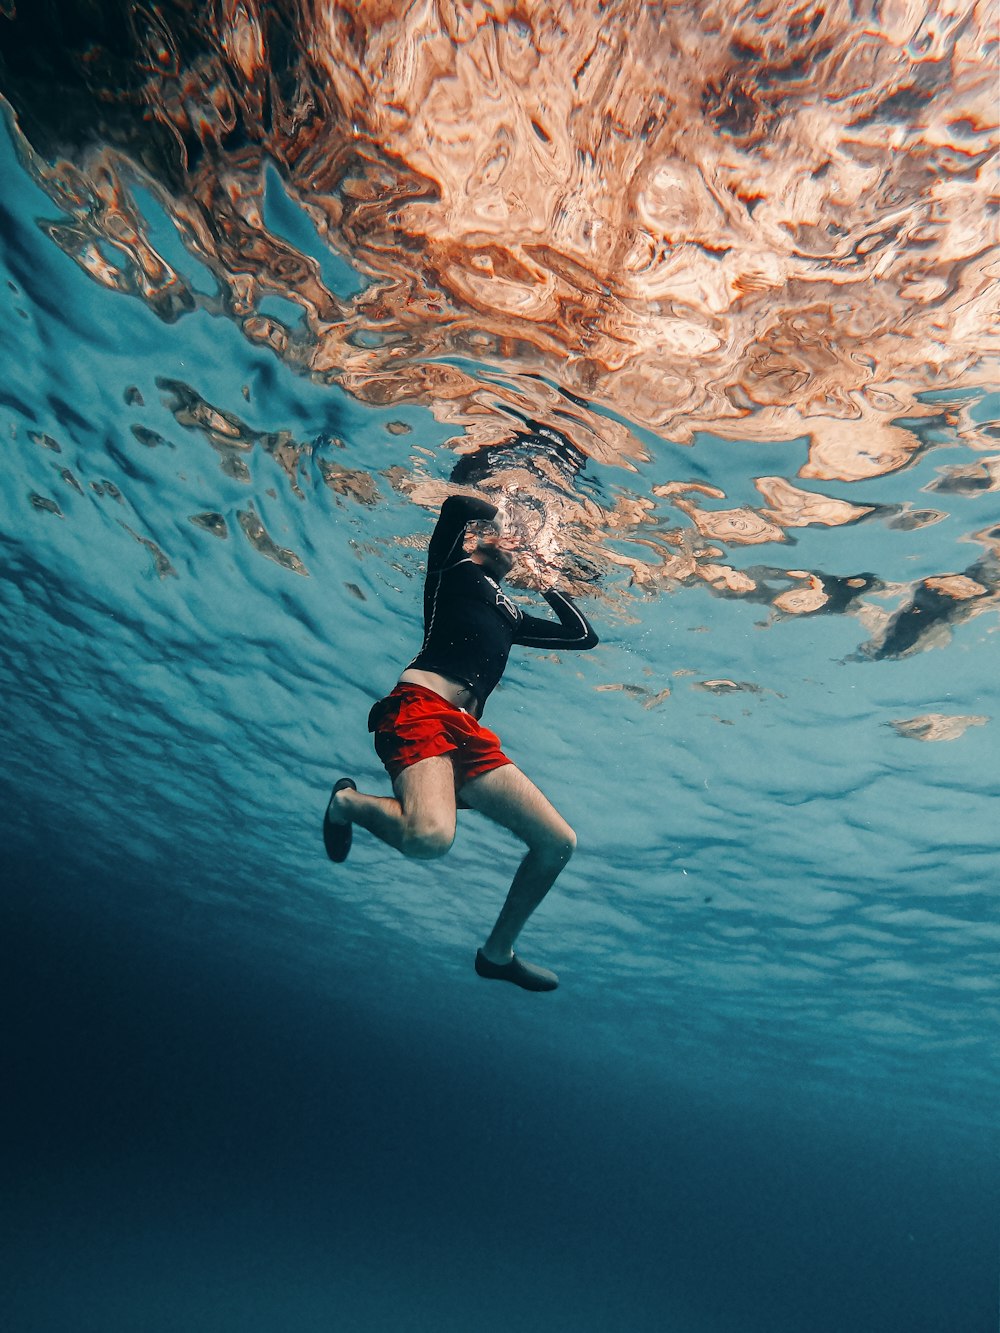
459,764 -> 576,967
328,755 -> 458,860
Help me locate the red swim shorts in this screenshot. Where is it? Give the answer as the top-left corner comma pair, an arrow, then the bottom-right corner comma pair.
367,683 -> 512,787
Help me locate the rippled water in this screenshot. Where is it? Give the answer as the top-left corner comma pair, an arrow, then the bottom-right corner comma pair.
2,5 -> 998,1331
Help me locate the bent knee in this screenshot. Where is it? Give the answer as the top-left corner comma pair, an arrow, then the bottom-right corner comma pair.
536,823 -> 576,865
401,822 -> 455,860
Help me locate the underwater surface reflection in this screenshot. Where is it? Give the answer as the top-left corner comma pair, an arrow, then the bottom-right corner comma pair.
2,0 -> 997,630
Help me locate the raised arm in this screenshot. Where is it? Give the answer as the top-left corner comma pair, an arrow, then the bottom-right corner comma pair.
514,588 -> 599,650
427,494 -> 498,573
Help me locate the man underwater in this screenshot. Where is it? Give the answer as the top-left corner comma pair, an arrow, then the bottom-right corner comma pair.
323,493 -> 599,991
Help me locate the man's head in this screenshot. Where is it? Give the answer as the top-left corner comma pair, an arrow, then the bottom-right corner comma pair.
464,516 -> 517,580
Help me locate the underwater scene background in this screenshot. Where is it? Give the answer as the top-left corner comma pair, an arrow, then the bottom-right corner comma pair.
2,3 -> 998,1330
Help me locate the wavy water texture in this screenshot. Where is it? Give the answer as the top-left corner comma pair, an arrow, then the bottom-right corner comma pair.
4,10 -> 1000,1327
0,0 -> 997,637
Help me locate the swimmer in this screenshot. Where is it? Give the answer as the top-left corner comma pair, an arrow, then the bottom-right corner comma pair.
323,493 -> 599,991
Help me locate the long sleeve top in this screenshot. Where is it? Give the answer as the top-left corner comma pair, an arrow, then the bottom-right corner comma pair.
405,495 -> 599,712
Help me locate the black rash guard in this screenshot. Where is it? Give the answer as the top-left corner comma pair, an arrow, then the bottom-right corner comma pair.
406,494 -> 599,713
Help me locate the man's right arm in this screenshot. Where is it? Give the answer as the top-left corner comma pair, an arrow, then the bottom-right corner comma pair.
427,494 -> 498,572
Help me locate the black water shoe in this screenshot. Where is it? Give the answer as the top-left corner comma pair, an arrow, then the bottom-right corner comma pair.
475,949 -> 558,992
323,778 -> 357,862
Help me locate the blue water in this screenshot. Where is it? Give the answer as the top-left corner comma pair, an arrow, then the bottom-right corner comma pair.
2,19 -> 999,1331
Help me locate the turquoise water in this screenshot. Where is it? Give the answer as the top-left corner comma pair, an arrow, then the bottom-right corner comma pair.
2,6 -> 999,1330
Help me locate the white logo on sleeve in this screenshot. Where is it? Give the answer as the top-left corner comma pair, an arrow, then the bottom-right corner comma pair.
486,576 -> 520,620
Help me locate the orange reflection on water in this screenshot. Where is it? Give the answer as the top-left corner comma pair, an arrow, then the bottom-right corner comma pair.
303,0 -> 996,452
6,0 -> 994,456
1,0 -> 997,638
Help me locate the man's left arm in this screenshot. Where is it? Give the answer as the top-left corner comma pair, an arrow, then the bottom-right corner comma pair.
514,587 -> 599,651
